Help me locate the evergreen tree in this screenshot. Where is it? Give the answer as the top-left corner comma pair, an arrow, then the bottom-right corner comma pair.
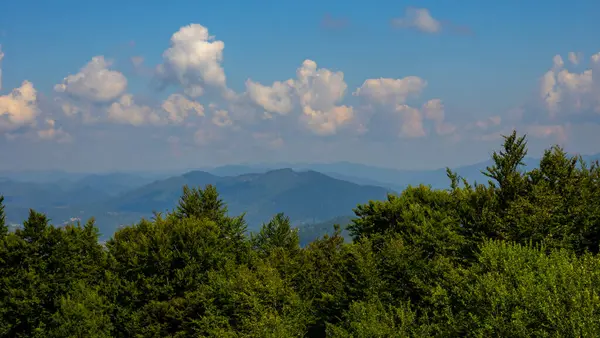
252,213 -> 300,255
3,130 -> 600,336
174,184 -> 227,222
0,196 -> 6,236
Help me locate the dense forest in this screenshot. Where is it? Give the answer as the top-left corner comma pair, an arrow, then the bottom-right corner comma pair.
2,131 -> 600,337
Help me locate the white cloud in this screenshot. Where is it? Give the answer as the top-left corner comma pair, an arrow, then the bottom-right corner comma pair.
245,79 -> 294,115
184,85 -> 205,98
540,53 -> 599,117
157,24 -> 227,94
422,99 -> 456,135
391,8 -> 442,33
211,109 -> 232,127
354,77 -> 427,105
294,60 -> 354,135
55,56 -> 127,102
54,98 -> 99,124
107,95 -> 162,126
161,94 -> 204,124
59,100 -> 83,118
568,52 -> 582,65
301,105 -> 354,136
396,104 -> 425,138
37,119 -> 71,143
422,98 -> 444,123
244,59 -> 355,135
0,81 -> 39,133
552,55 -> 564,69
352,75 -> 454,138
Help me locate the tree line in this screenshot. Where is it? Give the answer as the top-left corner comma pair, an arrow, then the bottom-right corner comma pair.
1,131 -> 600,337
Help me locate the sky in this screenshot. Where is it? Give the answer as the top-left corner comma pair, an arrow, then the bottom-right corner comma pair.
1,0 -> 600,172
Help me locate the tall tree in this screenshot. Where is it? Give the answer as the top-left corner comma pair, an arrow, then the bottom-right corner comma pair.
21,209 -> 50,243
0,196 -> 6,236
173,184 -> 227,222
482,130 -> 528,204
252,213 -> 300,255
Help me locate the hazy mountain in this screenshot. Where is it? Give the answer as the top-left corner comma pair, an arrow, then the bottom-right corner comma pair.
0,168 -> 391,238
3,152 -> 598,240
106,168 -> 391,231
66,173 -> 161,196
0,179 -> 111,209
0,170 -> 89,184
104,170 -> 222,214
207,153 -> 600,190
206,164 -> 272,177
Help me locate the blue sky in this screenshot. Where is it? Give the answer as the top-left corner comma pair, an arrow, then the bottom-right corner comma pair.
1,0 -> 599,172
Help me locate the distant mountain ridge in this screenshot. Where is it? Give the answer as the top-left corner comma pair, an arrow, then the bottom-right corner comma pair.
2,152 -> 599,240
1,169 -> 392,239
205,153 -> 600,190
105,168 -> 392,229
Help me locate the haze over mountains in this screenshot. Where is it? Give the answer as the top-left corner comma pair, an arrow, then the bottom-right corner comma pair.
0,166 -> 392,240
2,153 -> 599,241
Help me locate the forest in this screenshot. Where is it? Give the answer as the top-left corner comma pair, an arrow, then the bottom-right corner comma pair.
2,131 -> 600,337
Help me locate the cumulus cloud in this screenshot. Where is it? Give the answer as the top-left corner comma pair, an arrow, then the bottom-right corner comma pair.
245,59 -> 355,135
294,60 -> 354,135
43,22 -> 454,142
246,79 -> 294,115
54,98 -> 100,124
391,7 -> 472,36
395,105 -> 425,138
211,109 -> 233,127
8,19 -> 587,161
354,77 -> 427,105
352,76 -> 454,139
157,24 -> 227,95
55,56 -> 127,102
37,119 -> 71,143
540,52 -> 599,117
422,99 -> 456,135
391,8 -> 442,33
0,81 -> 39,133
161,94 -> 204,124
54,52 -> 209,127
479,51 -> 600,146
107,94 -> 161,126
568,52 -> 582,66
422,99 -> 444,123
301,105 -> 354,136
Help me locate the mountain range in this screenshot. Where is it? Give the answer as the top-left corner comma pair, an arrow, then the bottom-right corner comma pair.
2,153 -> 599,241
0,168 -> 391,240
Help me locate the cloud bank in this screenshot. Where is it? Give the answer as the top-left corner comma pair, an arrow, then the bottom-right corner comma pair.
1,19 -> 599,170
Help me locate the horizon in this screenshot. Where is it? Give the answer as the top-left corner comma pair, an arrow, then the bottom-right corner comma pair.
2,149 -> 598,177
1,0 -> 600,171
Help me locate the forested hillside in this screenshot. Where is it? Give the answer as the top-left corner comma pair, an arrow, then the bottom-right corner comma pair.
2,131 -> 600,337
0,168 -> 391,238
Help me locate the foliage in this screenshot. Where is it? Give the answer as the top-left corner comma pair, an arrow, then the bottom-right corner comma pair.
2,131 -> 600,336
0,195 -> 6,236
